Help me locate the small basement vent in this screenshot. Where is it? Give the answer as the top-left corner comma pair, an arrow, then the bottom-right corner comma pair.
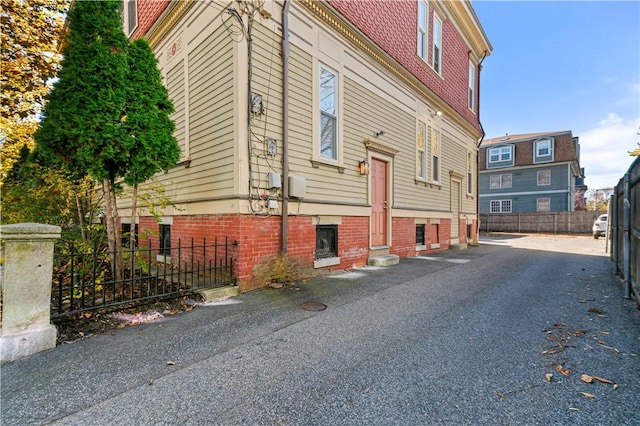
315,225 -> 338,259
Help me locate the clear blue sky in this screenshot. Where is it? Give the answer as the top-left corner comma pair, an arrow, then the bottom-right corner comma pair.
473,0 -> 640,191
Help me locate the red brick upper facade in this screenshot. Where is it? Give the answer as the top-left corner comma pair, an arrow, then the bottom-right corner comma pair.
328,0 -> 484,133
132,0 -> 169,39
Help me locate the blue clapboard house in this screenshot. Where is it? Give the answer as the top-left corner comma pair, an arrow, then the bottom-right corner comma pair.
478,131 -> 584,213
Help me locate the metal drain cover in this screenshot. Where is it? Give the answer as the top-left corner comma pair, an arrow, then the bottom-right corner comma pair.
301,301 -> 327,311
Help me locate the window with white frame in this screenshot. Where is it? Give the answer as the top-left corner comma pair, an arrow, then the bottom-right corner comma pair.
488,146 -> 512,163
319,65 -> 338,161
536,139 -> 551,156
490,173 -> 512,189
122,0 -> 138,36
490,200 -> 512,213
468,61 -> 475,111
432,13 -> 443,73
537,169 -> 551,186
537,197 -> 550,212
467,152 -> 473,194
417,121 -> 427,179
431,128 -> 440,182
417,0 -> 428,60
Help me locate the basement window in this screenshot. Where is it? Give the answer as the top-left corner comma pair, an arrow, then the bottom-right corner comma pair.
315,225 -> 338,259
416,224 -> 425,245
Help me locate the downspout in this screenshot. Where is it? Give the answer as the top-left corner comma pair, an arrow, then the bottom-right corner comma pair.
281,0 -> 291,254
475,51 -> 488,242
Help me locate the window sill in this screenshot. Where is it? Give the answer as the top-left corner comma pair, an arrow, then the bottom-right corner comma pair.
415,244 -> 427,251
156,254 -> 172,264
310,159 -> 345,174
314,257 -> 340,268
430,243 -> 440,249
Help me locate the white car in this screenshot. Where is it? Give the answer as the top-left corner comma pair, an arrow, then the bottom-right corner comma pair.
592,214 -> 608,239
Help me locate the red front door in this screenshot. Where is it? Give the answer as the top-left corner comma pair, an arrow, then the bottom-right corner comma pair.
371,158 -> 387,247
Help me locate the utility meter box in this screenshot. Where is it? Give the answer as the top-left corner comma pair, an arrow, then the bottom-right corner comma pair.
268,171 -> 281,189
289,176 -> 306,199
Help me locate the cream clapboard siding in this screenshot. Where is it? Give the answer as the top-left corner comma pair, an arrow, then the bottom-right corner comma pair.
148,25 -> 235,206
286,44 -> 314,186
248,21 -> 284,197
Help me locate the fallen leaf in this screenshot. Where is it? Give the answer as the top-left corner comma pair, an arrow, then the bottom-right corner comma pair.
581,374 -> 593,383
545,373 -> 553,382
496,392 -> 505,398
592,376 -> 614,385
556,365 -> 570,377
597,341 -> 620,353
580,392 -> 595,399
364,387 -> 370,393
588,307 -> 603,314
569,407 -> 580,412
613,384 -> 619,390
597,314 -> 608,318
597,331 -> 610,335
166,360 -> 176,366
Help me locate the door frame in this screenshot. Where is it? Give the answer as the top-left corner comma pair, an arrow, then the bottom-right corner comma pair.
368,152 -> 394,248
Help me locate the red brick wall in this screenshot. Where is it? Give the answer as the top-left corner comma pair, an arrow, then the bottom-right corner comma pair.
337,216 -> 370,268
391,217 -> 416,258
328,0 -> 481,132
134,0 -> 170,39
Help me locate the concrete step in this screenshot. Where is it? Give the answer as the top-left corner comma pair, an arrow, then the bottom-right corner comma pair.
197,285 -> 239,302
450,243 -> 468,251
367,254 -> 399,267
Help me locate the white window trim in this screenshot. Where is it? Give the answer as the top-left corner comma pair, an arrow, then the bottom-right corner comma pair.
313,62 -> 343,167
488,146 -> 513,163
123,0 -> 138,37
490,199 -> 512,213
537,197 -> 551,212
537,169 -> 551,186
534,138 -> 554,162
417,0 -> 429,61
432,12 -> 443,74
431,128 -> 441,183
490,173 -> 512,189
417,120 -> 427,180
468,61 -> 475,111
467,151 -> 473,195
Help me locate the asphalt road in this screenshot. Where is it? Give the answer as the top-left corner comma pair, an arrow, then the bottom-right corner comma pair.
2,234 -> 639,425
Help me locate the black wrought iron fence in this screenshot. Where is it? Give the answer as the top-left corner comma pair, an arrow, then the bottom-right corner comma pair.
51,237 -> 237,318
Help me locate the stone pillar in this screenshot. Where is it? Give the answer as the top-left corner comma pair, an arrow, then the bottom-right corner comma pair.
1,223 -> 61,363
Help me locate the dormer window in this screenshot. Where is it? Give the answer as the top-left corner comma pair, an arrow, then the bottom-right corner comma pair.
534,138 -> 554,163
488,146 -> 512,163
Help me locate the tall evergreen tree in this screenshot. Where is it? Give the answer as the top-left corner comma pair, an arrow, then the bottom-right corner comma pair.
123,37 -> 181,248
34,0 -> 130,183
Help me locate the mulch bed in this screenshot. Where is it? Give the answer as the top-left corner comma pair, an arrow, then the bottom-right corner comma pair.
52,294 -> 203,345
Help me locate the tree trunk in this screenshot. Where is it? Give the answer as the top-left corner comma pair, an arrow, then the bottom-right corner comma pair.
103,179 -> 122,281
130,184 -> 138,250
75,191 -> 86,245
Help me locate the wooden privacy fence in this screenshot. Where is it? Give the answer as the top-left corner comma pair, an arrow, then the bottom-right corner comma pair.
480,211 -> 599,234
610,156 -> 639,303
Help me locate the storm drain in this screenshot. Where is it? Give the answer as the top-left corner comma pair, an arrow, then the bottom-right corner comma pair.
301,301 -> 327,311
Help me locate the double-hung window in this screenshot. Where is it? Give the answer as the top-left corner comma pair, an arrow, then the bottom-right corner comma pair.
488,146 -> 512,163
490,173 -> 512,189
122,0 -> 138,36
417,121 -> 427,179
431,129 -> 440,183
417,0 -> 428,60
490,200 -> 512,213
319,65 -> 337,161
432,13 -> 442,74
537,169 -> 551,186
537,198 -> 550,212
536,139 -> 551,156
468,61 -> 475,111
467,152 -> 473,194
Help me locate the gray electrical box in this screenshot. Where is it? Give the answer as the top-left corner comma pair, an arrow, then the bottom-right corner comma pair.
268,171 -> 281,189
289,176 -> 306,199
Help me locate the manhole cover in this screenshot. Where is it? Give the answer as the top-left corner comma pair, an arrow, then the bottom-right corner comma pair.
301,301 -> 327,311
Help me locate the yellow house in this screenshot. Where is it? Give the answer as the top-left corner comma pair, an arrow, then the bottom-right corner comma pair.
122,0 -> 492,290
